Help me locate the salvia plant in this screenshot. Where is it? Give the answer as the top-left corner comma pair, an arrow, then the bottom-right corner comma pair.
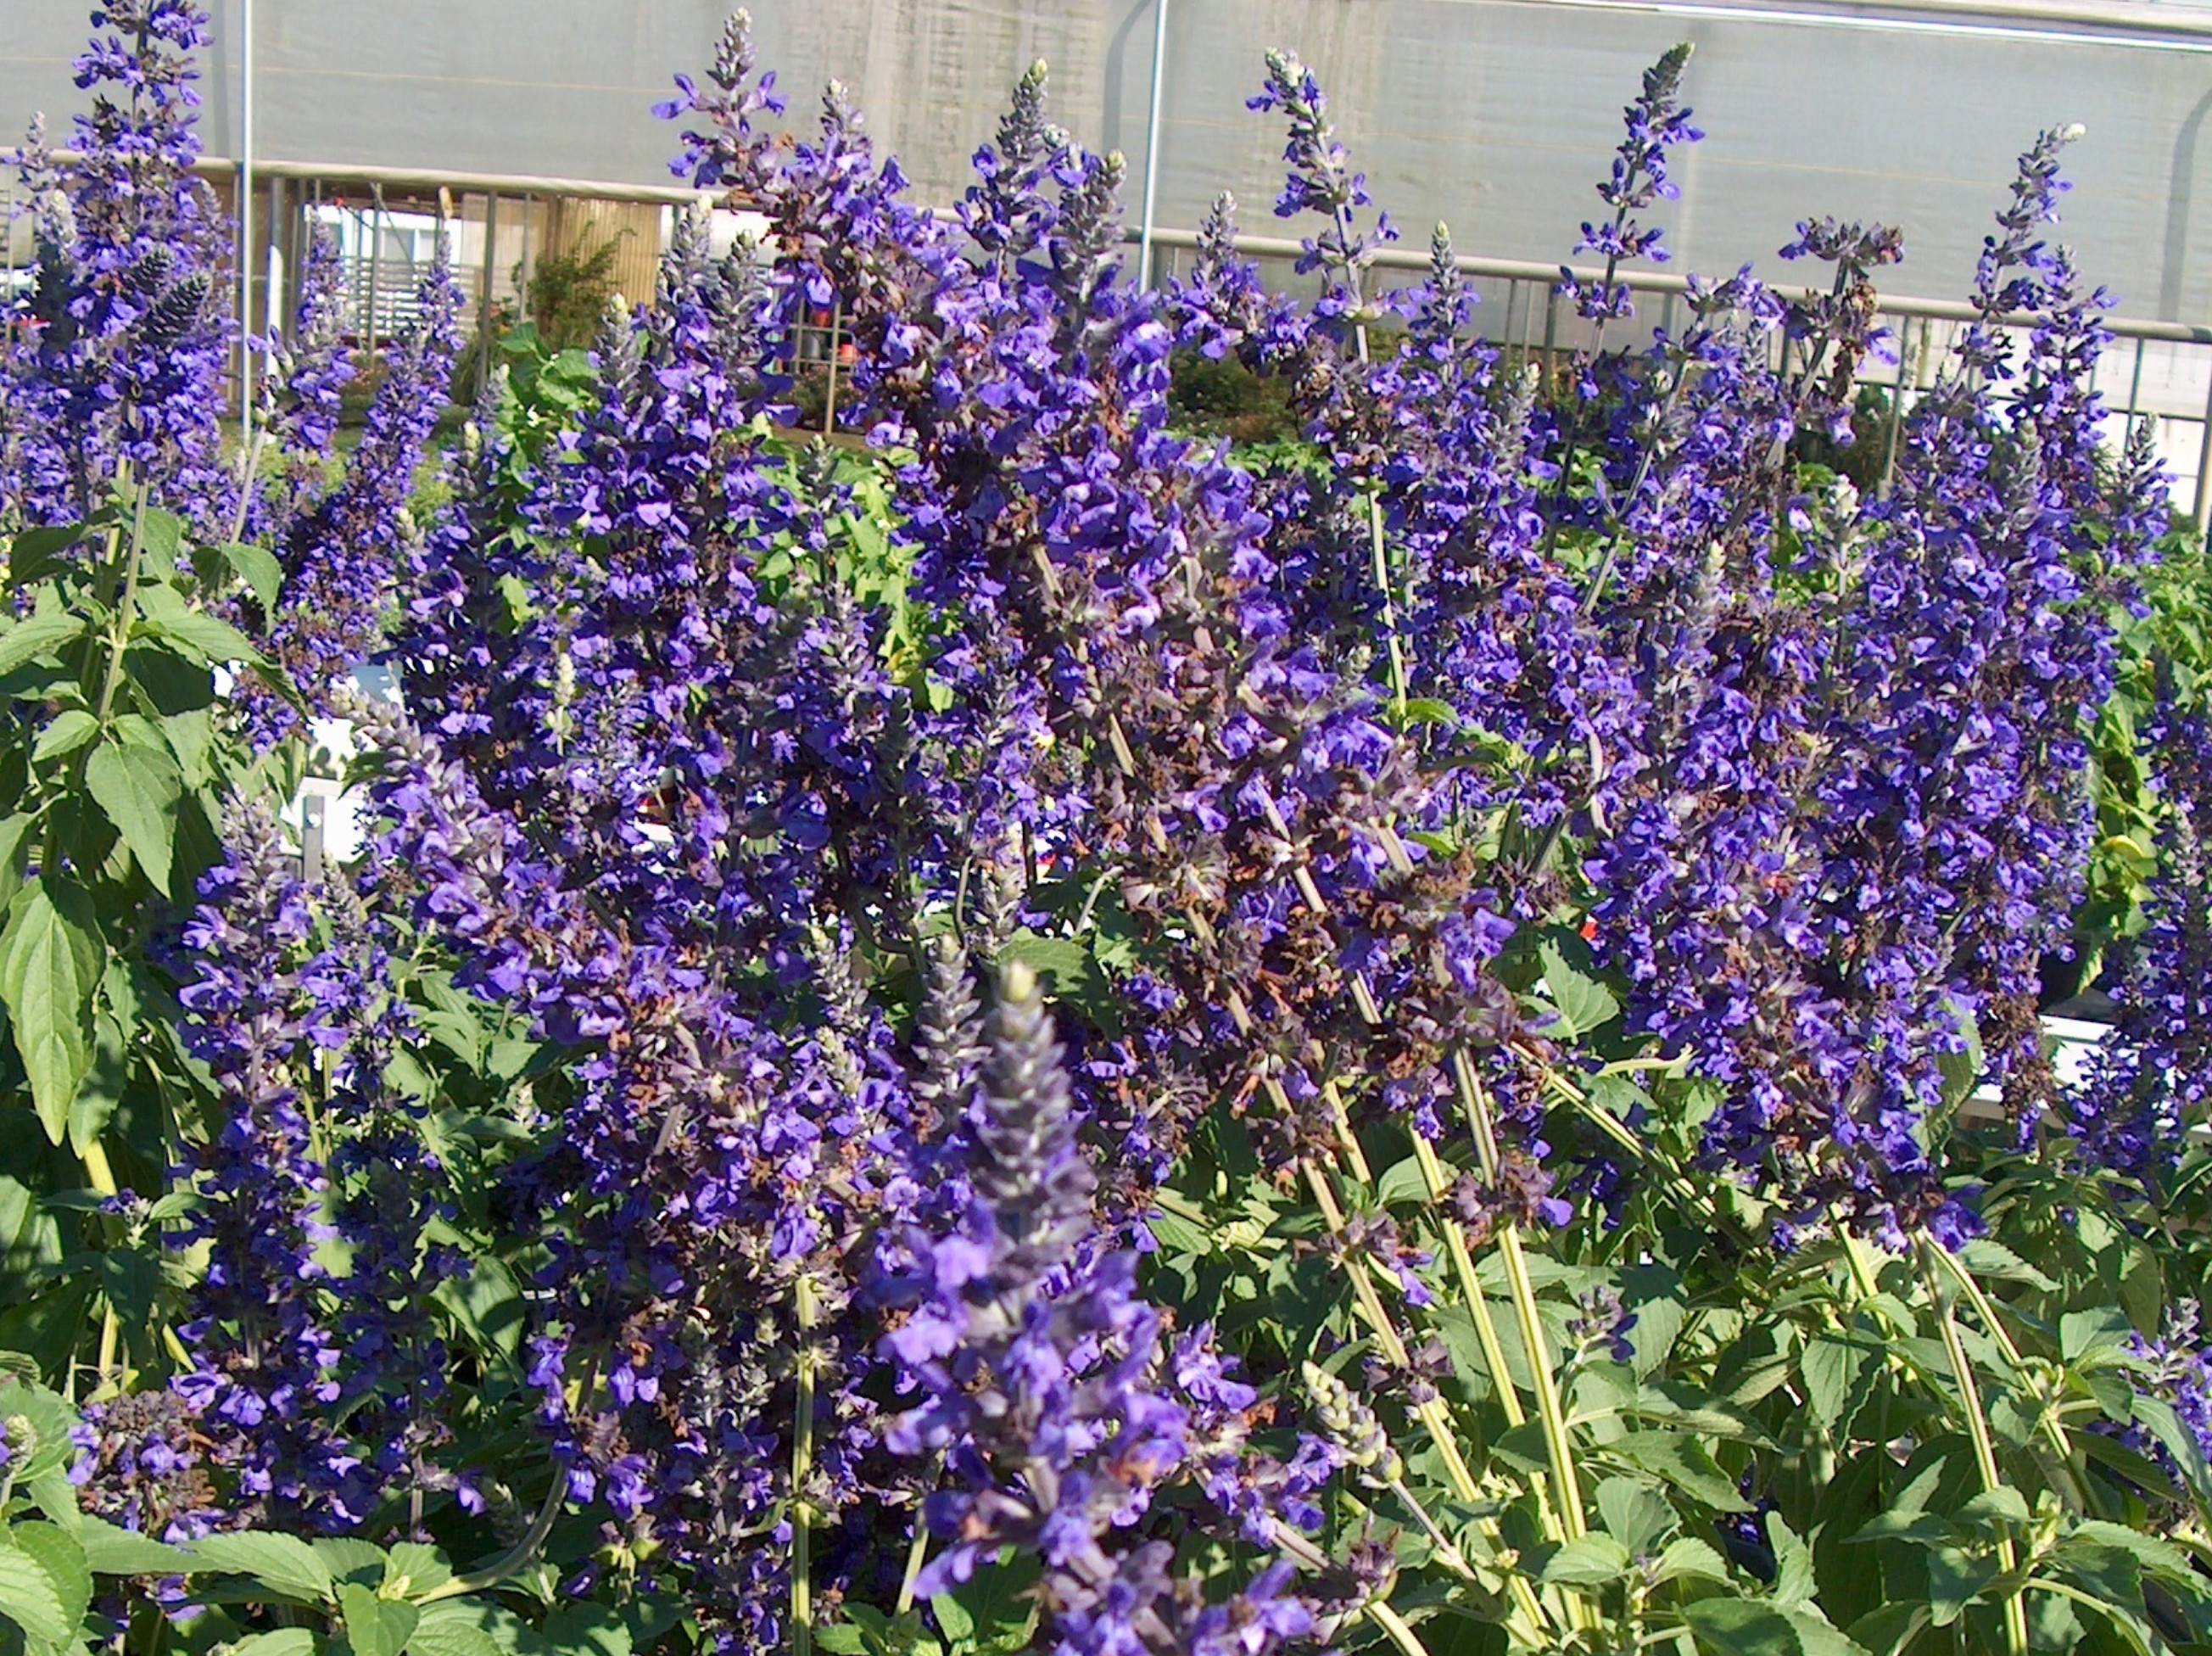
2,4 -> 2211,1655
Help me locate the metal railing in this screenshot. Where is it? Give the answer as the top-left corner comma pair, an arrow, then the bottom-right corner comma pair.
1137,225 -> 2212,527
8,147 -> 2211,519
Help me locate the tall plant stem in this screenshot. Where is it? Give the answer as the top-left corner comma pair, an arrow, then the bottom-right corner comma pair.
1408,1132 -> 1572,1547
1918,1239 -> 2028,1656
1329,211 -> 1410,716
1924,1234 -> 2079,1485
1452,1052 -> 1587,1541
1304,1165 -> 1554,1645
792,1276 -> 818,1656
94,482 -> 153,726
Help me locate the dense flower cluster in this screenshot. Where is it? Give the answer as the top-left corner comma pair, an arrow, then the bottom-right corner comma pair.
4,3 -> 2198,1650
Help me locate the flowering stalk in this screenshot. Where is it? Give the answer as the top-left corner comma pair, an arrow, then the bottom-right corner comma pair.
1918,1238 -> 2030,1656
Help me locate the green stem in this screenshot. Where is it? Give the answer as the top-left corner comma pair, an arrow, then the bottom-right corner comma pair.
1365,1600 -> 1435,1656
414,1473 -> 569,1603
1454,1054 -> 1587,1540
94,484 -> 152,727
1918,1241 -> 2028,1656
1924,1234 -> 2080,1481
1384,1474 -> 1480,1580
1304,1164 -> 1555,1643
792,1276 -> 818,1656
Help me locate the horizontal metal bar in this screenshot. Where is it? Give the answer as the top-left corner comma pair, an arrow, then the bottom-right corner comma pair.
1132,226 -> 2212,345
8,147 -> 2207,346
4,148 -> 714,209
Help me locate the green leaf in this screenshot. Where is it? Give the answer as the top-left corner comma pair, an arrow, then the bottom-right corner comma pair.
932,1587 -> 976,1648
313,1536 -> 388,1586
1538,941 -> 1619,1038
85,739 -> 181,895
218,540 -> 285,614
0,815 -> 35,914
31,713 -> 97,766
1683,1599 -> 1806,1656
131,585 -> 265,666
383,1541 -> 453,1597
76,1516 -> 189,1576
0,879 -> 104,1145
1925,1547 -> 1996,1627
1613,1431 -> 1751,1511
539,1603 -> 629,1656
405,1602 -> 533,1656
186,1530 -> 337,1603
0,1380 -> 85,1484
0,1540 -> 74,1648
1654,1537 -> 1734,1584
1954,1239 -> 2057,1292
2059,1307 -> 2133,1362
1373,1155 -> 1432,1208
1541,1535 -> 1634,1586
1768,1513 -> 1815,1613
228,1631 -> 321,1656
0,610 -> 87,679
7,527 -> 84,590
1801,1334 -> 1874,1435
11,1523 -> 88,1640
136,508 -> 186,579
339,1583 -> 421,1656
1594,1476 -> 1675,1555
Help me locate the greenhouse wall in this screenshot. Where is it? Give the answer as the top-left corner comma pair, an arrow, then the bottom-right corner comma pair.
7,0 -> 2212,324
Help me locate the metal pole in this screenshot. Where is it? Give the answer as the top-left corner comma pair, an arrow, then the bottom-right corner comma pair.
2124,335 -> 2147,428
237,0 -> 255,435
1134,0 -> 1170,290
1500,279 -> 1521,366
518,193 -> 535,325
478,190 -> 500,392
265,175 -> 285,342
367,182 -> 386,350
2184,365 -> 2210,522
1880,313 -> 1912,497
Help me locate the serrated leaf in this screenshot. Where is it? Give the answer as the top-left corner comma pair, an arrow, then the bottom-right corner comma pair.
539,1603 -> 628,1656
314,1536 -> 388,1586
1595,1477 -> 1675,1555
1768,1513 -> 1815,1612
1953,1239 -> 2057,1292
1538,940 -> 1619,1038
1614,1431 -> 1751,1511
1374,1155 -> 1432,1207
218,540 -> 285,615
136,509 -> 186,578
1801,1334 -> 1873,1435
132,586 -> 265,666
0,1541 -> 73,1648
0,611 -> 87,679
8,527 -> 84,590
2060,1307 -> 2134,1362
12,1523 -> 88,1639
383,1541 -> 453,1597
1655,1536 -> 1733,1584
1541,1534 -> 1634,1585
186,1530 -> 336,1603
0,879 -> 103,1144
0,1380 -> 84,1484
405,1602 -> 533,1656
229,1631 -> 321,1656
340,1582 -> 421,1656
77,1516 -> 189,1576
1682,1598 -> 1806,1656
85,739 -> 181,896
31,713 -> 97,766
